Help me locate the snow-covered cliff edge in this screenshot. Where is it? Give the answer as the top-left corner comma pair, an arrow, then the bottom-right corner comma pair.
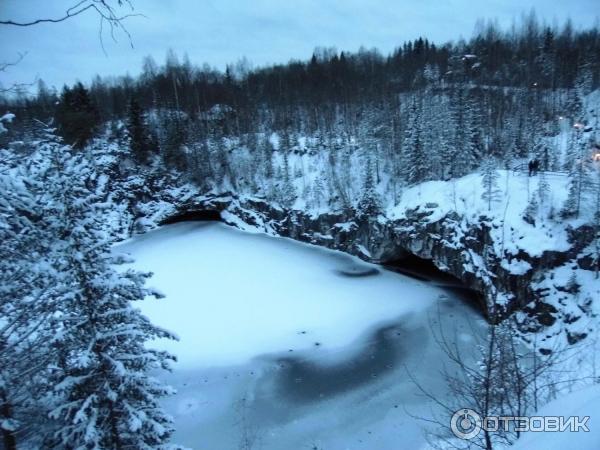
121,167 -> 598,354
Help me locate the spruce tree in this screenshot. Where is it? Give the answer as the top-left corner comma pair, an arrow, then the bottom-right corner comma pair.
160,111 -> 187,170
565,87 -> 583,122
566,272 -> 581,295
537,171 -> 551,217
439,97 -> 458,180
481,157 -> 502,211
278,149 -> 296,208
28,134 -> 179,449
563,131 -> 592,218
126,97 -> 151,163
312,173 -> 326,210
450,87 -> 478,177
0,159 -> 59,450
56,82 -> 100,148
401,99 -> 428,184
0,121 -> 62,450
465,90 -> 484,165
523,194 -> 539,226
356,155 -> 382,219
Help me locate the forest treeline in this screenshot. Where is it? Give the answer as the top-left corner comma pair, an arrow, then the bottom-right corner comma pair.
1,14 -> 599,196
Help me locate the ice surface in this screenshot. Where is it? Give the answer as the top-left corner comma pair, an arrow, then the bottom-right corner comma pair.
116,222 -> 443,368
115,222 -> 487,449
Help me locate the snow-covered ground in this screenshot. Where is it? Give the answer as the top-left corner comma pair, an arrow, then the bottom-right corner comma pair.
510,384 -> 600,450
116,222 -> 490,449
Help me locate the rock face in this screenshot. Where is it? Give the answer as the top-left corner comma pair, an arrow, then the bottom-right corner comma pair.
160,194 -> 597,325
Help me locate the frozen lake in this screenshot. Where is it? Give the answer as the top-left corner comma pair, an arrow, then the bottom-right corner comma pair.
116,222 -> 485,449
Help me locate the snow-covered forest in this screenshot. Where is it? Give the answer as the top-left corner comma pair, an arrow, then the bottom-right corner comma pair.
1,2 -> 600,449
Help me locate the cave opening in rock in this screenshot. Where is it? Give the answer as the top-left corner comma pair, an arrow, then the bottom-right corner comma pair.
382,253 -> 484,314
160,209 -> 223,225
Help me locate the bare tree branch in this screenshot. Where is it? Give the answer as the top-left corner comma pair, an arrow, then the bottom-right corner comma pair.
0,0 -> 138,28
0,1 -> 142,94
0,1 -> 142,49
0,52 -> 26,72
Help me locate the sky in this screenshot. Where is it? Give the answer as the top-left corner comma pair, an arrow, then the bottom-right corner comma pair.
0,0 -> 598,91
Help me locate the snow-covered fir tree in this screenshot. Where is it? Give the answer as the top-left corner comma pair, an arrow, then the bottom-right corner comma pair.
537,170 -> 551,217
450,87 -> 479,177
37,138 -> 175,449
159,111 -> 187,170
0,161 -> 60,450
563,130 -> 593,218
481,157 -> 502,211
465,89 -> 485,164
523,193 -> 540,226
401,100 -> 428,184
0,117 -> 69,449
7,128 -> 181,450
278,148 -> 296,208
356,154 -> 382,219
126,97 -> 152,163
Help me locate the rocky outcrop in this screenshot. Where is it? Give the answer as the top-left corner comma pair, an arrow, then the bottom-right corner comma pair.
158,194 -> 598,325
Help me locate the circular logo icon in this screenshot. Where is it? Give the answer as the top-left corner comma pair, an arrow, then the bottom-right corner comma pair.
450,408 -> 482,440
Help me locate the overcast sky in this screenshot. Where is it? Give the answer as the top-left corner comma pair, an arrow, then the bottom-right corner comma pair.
0,0 -> 598,91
